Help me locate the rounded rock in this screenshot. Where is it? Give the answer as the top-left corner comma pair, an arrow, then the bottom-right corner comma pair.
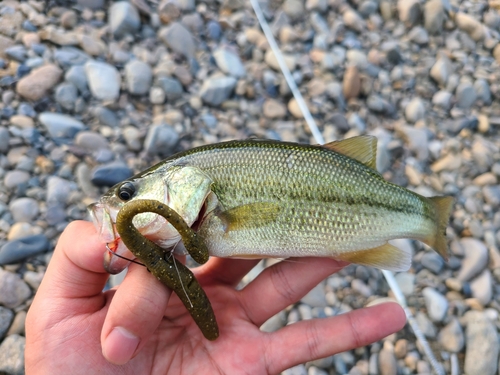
404,97 -> 425,123
0,269 -> 31,309
9,198 -> 39,223
109,1 -> 141,38
125,60 -> 153,95
0,235 -> 49,265
84,61 -> 121,101
91,162 -> 133,187
16,64 -> 62,101
422,287 -> 448,322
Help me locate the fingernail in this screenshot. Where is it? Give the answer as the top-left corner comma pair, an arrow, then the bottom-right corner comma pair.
103,327 -> 140,365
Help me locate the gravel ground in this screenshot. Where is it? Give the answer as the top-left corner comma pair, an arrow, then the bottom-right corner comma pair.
1,0 -> 500,374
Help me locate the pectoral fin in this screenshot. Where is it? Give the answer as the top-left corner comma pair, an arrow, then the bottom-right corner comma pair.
217,202 -> 282,232
322,135 -> 378,170
336,243 -> 411,272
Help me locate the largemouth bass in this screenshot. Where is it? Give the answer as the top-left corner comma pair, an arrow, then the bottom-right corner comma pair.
88,135 -> 454,274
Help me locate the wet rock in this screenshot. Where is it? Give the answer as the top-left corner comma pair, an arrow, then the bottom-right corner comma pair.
15,64 -> 62,101
109,1 -> 141,38
464,311 -> 499,375
0,235 -> 49,265
91,162 -> 133,187
144,123 -> 179,157
438,318 -> 464,352
159,22 -> 196,59
0,269 -> 31,309
0,334 -> 25,375
457,238 -> 488,281
39,113 -> 85,140
213,48 -> 246,78
200,74 -> 237,106
125,60 -> 153,95
422,287 -> 448,322
85,61 -> 121,101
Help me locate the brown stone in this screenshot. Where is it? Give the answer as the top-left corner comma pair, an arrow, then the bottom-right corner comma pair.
16,64 -> 63,101
343,66 -> 361,100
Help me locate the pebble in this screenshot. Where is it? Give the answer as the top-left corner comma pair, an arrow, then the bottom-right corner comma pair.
200,74 -> 237,106
0,307 -> 13,339
84,60 -> 121,101
464,311 -> 499,375
263,99 -> 286,119
420,251 -> 444,274
55,82 -> 78,111
455,82 -> 476,110
0,269 -> 31,309
397,0 -> 421,27
65,65 -> 88,94
159,22 -> 196,59
343,10 -> 365,33
438,318 -> 464,352
457,238 -> 488,281
283,0 -> 304,20
394,272 -> 415,296
109,1 -> 141,38
46,176 -> 74,205
3,171 -> 30,190
9,198 -> 39,223
156,76 -> 184,102
0,334 -> 25,375
424,0 -> 445,34
430,54 -> 451,88
378,342 -> 397,375
343,66 -> 360,100
455,12 -> 485,42
213,48 -> 246,78
91,162 -> 133,187
422,287 -> 448,322
470,269 -> 493,306
404,97 -> 425,123
39,113 -> 85,141
432,90 -> 452,110
15,64 -> 62,101
0,128 -> 10,153
300,282 -> 327,307
144,123 -> 179,157
0,235 -> 49,265
125,60 -> 153,95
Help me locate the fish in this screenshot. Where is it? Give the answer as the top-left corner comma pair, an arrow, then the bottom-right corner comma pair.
88,135 -> 454,275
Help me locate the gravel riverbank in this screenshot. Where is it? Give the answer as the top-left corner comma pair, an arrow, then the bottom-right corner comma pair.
1,0 -> 500,374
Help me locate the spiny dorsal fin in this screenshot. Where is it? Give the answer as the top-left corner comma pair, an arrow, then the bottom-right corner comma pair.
322,135 -> 378,170
336,242 -> 412,272
217,202 -> 282,232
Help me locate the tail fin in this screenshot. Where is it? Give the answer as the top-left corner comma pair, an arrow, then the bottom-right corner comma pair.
426,196 -> 454,261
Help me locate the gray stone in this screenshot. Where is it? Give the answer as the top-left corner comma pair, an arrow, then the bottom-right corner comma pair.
156,76 -> 184,101
394,272 -> 415,296
91,162 -> 133,187
483,185 -> 500,207
282,0 -> 304,20
422,287 -> 448,322
53,47 -> 91,68
9,198 -> 39,222
456,82 -> 476,109
464,311 -> 499,375
367,94 -> 387,113
358,1 -> 378,17
398,0 -> 421,27
159,22 -> 195,59
420,251 -> 444,274
0,235 -> 49,265
0,128 -> 10,153
54,82 -> 78,111
109,1 -> 141,38
39,112 -> 85,140
438,318 -> 464,352
0,306 -> 13,339
282,364 -> 307,375
46,176 -> 74,205
125,60 -> 153,95
200,74 -> 237,106
457,238 -> 488,281
0,334 -> 25,375
92,106 -> 119,127
144,124 -> 179,157
213,48 -> 246,78
0,269 -> 31,308
24,270 -> 44,290
470,269 -> 493,306
408,26 -> 429,44
474,79 -> 491,104
75,131 -> 109,152
415,311 -> 436,338
3,170 -> 30,190
65,65 -> 88,94
260,310 -> 286,332
430,54 -> 451,88
85,61 -> 120,101
432,90 -> 452,110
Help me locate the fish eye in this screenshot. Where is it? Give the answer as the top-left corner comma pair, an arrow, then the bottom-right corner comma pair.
118,181 -> 136,201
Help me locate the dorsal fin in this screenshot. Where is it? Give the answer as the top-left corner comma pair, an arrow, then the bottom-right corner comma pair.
322,135 -> 378,169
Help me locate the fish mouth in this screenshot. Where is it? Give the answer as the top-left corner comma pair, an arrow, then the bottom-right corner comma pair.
88,202 -> 136,274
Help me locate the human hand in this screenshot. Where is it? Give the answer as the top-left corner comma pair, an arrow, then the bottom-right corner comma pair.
25,220 -> 406,374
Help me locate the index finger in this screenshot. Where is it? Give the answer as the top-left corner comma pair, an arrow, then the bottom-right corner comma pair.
38,220 -> 109,300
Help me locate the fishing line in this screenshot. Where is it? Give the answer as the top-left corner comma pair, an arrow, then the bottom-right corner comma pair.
106,243 -> 145,267
249,2 -> 444,374
166,239 -> 194,308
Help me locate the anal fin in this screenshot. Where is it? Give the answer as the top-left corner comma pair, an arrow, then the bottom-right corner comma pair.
336,243 -> 412,272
